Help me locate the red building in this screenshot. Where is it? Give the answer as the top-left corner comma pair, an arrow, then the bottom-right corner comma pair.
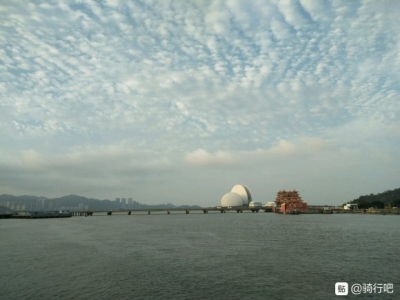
273,190 -> 308,214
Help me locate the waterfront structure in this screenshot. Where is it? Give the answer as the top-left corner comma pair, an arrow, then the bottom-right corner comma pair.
220,185 -> 253,207
249,201 -> 262,208
344,203 -> 358,210
221,192 -> 244,207
231,185 -> 252,206
264,201 -> 276,212
9,211 -> 73,219
274,190 -> 308,213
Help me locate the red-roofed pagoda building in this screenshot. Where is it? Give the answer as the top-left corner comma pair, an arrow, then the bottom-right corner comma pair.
274,190 -> 308,214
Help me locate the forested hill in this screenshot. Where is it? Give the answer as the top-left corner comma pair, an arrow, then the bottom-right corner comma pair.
350,188 -> 400,208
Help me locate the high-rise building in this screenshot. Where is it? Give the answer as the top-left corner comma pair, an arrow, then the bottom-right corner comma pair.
128,198 -> 133,208
121,198 -> 126,209
38,197 -> 46,210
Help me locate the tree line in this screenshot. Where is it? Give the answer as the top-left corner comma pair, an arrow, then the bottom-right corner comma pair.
349,187 -> 400,209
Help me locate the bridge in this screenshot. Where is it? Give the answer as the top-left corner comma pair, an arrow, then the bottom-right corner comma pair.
4,207 -> 398,218
70,207 -> 269,216
69,207 -> 400,216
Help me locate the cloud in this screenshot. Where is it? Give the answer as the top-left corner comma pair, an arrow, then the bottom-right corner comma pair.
4,145 -> 173,180
184,149 -> 235,167
0,1 -> 399,204
185,136 -> 338,168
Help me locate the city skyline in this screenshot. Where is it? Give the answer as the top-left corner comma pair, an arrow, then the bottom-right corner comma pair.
1,1 -> 399,206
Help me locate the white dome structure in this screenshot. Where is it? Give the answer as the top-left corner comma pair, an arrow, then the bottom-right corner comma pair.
221,192 -> 244,207
231,185 -> 252,206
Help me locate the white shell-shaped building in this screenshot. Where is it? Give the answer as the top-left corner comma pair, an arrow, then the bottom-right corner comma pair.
220,184 -> 253,207
231,185 -> 252,206
221,192 -> 244,207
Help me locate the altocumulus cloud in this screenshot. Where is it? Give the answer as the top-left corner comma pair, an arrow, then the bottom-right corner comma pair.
185,136 -> 338,167
184,149 -> 236,167
0,0 -> 399,205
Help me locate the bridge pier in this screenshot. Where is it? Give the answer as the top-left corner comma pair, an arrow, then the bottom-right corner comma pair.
107,212 -> 112,215
128,211 -> 131,215
148,211 -> 151,215
236,209 -> 242,213
220,209 -> 226,213
167,211 -> 170,214
185,210 -> 189,214
203,210 -> 208,214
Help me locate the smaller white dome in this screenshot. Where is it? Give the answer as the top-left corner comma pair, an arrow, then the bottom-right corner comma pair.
221,192 -> 244,207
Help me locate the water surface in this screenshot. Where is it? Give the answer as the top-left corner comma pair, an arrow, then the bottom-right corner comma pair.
1,212 -> 399,299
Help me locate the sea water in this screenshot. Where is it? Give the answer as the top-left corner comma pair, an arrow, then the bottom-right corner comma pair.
1,212 -> 399,299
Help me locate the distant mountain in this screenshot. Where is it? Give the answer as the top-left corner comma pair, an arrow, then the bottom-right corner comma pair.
0,193 -> 201,211
0,194 -> 46,202
349,188 -> 400,208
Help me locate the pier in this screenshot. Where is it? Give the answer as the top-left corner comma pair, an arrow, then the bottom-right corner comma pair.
1,211 -> 73,219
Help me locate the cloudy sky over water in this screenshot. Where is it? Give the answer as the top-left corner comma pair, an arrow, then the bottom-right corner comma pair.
1,0 -> 399,206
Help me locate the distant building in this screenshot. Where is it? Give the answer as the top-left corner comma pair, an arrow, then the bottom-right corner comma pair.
264,201 -> 276,212
344,203 -> 358,210
128,198 -> 133,207
274,190 -> 308,213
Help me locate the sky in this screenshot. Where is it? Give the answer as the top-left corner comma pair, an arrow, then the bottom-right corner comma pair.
1,0 -> 399,206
